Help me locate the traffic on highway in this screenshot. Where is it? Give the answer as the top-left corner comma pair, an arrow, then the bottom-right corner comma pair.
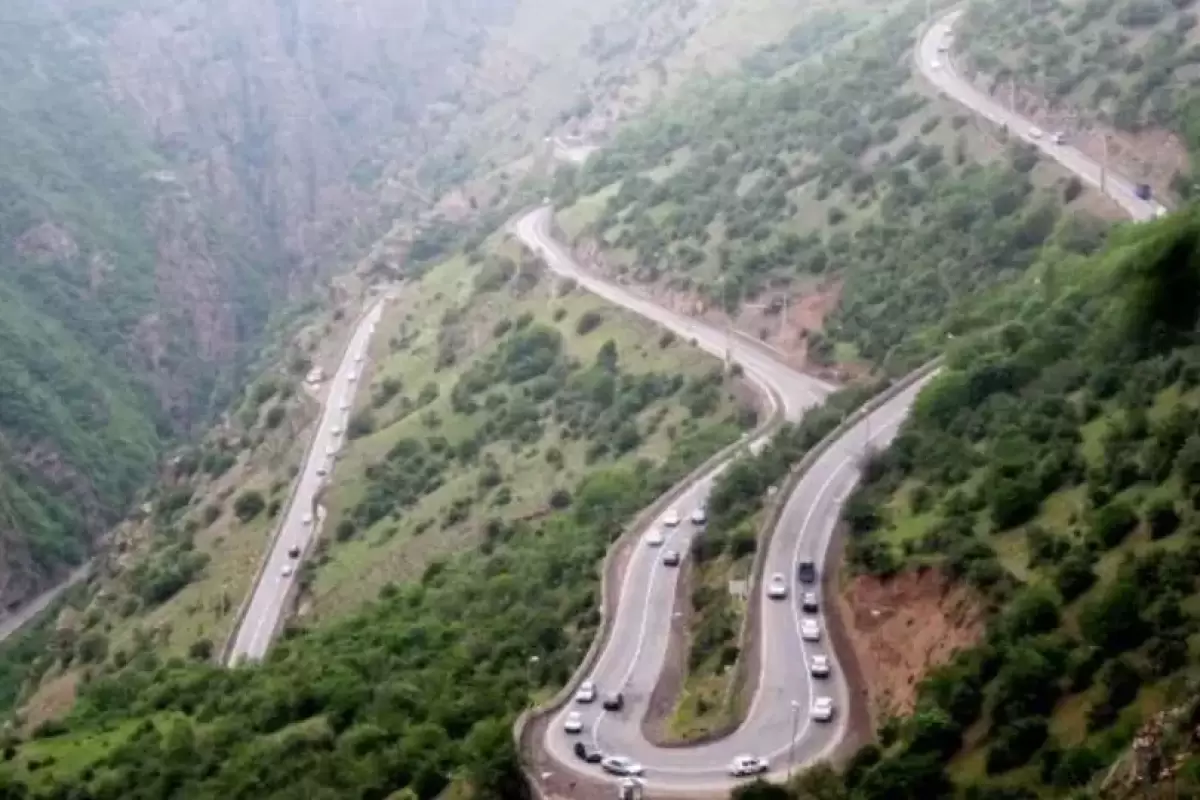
227,296 -> 388,665
514,8 -> 1162,792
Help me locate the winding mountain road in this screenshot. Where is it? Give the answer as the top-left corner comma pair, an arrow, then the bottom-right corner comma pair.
517,9 -> 1158,793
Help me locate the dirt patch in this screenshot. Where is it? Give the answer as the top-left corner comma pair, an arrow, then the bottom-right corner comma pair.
957,64 -> 1190,204
20,671 -> 79,734
572,239 -> 851,382
640,551 -> 706,746
838,566 -> 984,725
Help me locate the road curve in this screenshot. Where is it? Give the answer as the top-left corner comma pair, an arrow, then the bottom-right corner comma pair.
918,11 -> 1164,222
521,14 -> 1164,788
227,295 -> 388,665
516,206 -> 940,792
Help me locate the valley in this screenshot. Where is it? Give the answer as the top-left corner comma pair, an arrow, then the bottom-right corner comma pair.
0,0 -> 1196,798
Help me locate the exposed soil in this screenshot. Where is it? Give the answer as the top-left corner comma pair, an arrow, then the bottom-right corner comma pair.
19,671 -> 78,734
640,550 -> 705,746
572,239 -> 852,383
957,64 -> 1190,204
837,567 -> 984,725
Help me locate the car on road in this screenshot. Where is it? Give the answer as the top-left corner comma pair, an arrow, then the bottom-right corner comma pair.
340,400 -> 351,411
575,680 -> 597,704
663,508 -> 681,527
355,354 -> 364,364
602,692 -> 625,712
811,697 -> 835,722
810,654 -> 831,678
1136,183 -> 1153,200
646,528 -> 665,547
797,560 -> 817,584
348,370 -> 358,382
325,445 -> 337,457
563,712 -> 584,734
767,573 -> 788,599
662,550 -> 681,567
573,742 -> 603,763
287,545 -> 301,559
332,425 -> 343,436
931,58 -> 941,69
801,618 -> 821,641
316,466 -> 328,477
302,512 -> 313,525
729,755 -> 769,777
802,592 -> 819,613
937,42 -> 949,52
601,756 -> 644,777
690,506 -> 707,525
1029,126 -> 1043,139
281,564 -> 294,578
1053,131 -> 1066,144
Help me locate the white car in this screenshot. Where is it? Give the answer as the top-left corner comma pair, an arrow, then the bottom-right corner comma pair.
729,755 -> 769,777
601,756 -> 644,777
331,425 -> 343,436
811,697 -> 835,722
563,712 -> 584,734
575,680 -> 597,704
1052,131 -> 1066,145
663,508 -> 681,527
801,618 -> 821,642
340,400 -> 351,411
355,354 -> 365,364
1029,126 -> 1043,139
810,654 -> 831,678
281,564 -> 294,578
349,371 -> 358,382
645,528 -> 665,547
302,512 -> 313,525
325,445 -> 336,457
690,506 -> 707,525
767,573 -> 788,600
931,58 -> 941,69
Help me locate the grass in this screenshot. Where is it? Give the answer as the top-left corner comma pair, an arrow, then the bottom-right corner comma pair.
311,238 -> 746,620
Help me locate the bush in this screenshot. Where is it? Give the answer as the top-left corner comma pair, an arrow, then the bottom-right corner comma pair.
264,406 -> 286,429
575,309 -> 604,335
548,489 -> 572,509
233,491 -> 266,523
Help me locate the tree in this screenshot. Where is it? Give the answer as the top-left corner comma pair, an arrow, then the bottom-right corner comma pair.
733,780 -> 792,800
1145,497 -> 1180,539
233,491 -> 266,522
1080,579 -> 1146,654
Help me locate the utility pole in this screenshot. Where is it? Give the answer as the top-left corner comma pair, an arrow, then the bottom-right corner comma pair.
1100,133 -> 1108,195
787,701 -> 801,779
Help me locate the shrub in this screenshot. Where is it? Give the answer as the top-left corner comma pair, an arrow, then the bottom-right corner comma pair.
233,491 -> 266,522
575,309 -> 605,335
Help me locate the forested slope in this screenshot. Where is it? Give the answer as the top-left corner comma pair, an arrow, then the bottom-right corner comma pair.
775,209 -> 1200,798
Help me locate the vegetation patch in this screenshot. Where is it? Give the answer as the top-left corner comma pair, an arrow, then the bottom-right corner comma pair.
313,239 -> 752,618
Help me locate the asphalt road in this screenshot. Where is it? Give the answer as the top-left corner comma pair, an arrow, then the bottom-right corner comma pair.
0,564 -> 91,644
514,207 -> 934,790
917,12 -> 1165,222
227,296 -> 388,665
521,15 -> 1164,785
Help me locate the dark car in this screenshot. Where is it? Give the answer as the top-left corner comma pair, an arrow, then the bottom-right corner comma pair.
802,592 -> 819,613
573,742 -> 603,764
797,560 -> 817,584
1136,183 -> 1152,200
602,692 -> 624,712
662,550 -> 681,567
287,545 -> 301,559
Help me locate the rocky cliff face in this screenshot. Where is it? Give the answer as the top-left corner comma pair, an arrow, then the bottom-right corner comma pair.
0,0 -> 528,613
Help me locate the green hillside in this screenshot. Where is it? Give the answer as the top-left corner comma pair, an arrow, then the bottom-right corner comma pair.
738,210 -> 1200,800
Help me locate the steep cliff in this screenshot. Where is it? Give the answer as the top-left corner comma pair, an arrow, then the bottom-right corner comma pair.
0,0 -> 531,610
